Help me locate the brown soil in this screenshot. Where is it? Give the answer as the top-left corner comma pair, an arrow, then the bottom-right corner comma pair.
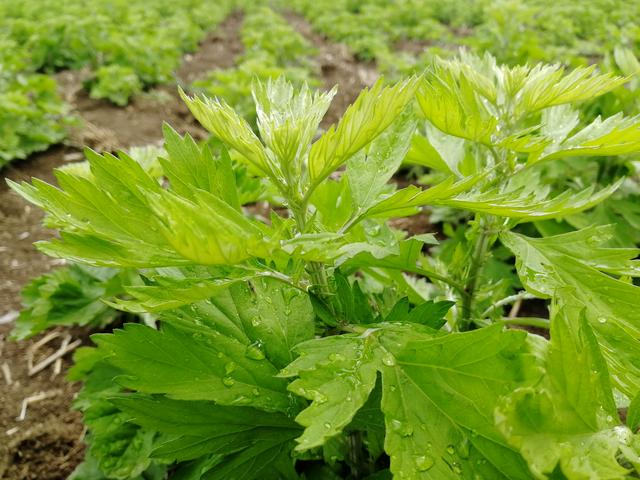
281,11 -> 379,127
0,12 -> 244,480
177,11 -> 244,84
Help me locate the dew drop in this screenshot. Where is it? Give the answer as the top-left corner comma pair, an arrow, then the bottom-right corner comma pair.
323,422 -> 332,429
458,438 -> 470,459
415,455 -> 435,471
222,376 -> 235,387
382,352 -> 396,367
446,445 -> 455,455
328,352 -> 345,362
252,388 -> 260,396
597,316 -> 607,324
225,361 -> 237,374
245,342 -> 266,360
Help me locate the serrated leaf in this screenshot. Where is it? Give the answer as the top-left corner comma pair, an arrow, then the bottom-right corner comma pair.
515,64 -> 626,114
496,302 -> 634,479
93,323 -> 291,412
284,324 -> 538,478
530,113 -> 640,164
501,227 -> 640,396
179,88 -> 272,177
417,66 -> 498,144
346,111 -> 417,214
149,188 -> 272,265
380,325 -> 537,480
253,77 -> 335,183
12,263 -> 122,340
113,395 -> 300,479
70,351 -> 156,480
308,77 -> 419,185
281,334 -> 382,451
437,179 -> 622,221
161,278 -> 315,370
363,175 -> 482,220
161,124 -> 240,210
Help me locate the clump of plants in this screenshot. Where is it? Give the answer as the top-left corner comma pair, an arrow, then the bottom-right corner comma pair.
10,55 -> 640,478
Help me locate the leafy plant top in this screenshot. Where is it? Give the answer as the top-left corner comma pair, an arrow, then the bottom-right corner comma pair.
10,56 -> 640,479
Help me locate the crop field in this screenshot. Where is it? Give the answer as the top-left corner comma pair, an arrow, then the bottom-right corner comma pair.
1,0 -> 640,479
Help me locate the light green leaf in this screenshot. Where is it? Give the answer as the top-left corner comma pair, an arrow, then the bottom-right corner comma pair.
253,77 -> 335,183
346,111 -> 417,214
437,179 -> 622,221
529,113 -> 640,164
515,64 -> 626,114
280,334 -> 382,451
149,188 -> 272,265
363,175 -> 482,220
417,66 -> 498,144
501,227 -> 640,396
308,77 -> 419,186
179,88 -> 272,177
161,124 -> 240,210
496,302 -> 634,479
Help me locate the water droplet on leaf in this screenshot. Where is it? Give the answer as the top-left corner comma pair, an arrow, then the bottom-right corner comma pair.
415,455 -> 435,471
382,352 -> 396,366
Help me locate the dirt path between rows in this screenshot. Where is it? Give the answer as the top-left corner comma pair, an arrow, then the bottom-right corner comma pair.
281,11 -> 379,127
0,12 -> 244,480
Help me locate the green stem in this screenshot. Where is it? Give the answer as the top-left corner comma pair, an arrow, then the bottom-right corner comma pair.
290,200 -> 337,315
402,265 -> 469,299
499,316 -> 550,330
481,291 -> 537,318
459,219 -> 492,331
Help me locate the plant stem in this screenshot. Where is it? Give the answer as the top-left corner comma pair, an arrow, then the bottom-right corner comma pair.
290,200 -> 337,315
458,218 -> 492,331
481,291 -> 537,318
499,316 -> 550,330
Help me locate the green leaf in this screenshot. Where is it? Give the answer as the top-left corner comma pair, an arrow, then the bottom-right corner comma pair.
436,178 -> 622,221
69,350 -> 157,480
12,264 -> 123,340
380,325 -> 537,480
628,394 -> 640,432
113,395 -> 300,479
501,226 -> 640,396
307,77 -> 419,186
529,113 -> 640,164
253,77 -> 335,184
280,334 -> 382,451
417,65 -> 498,143
496,302 -> 634,479
160,124 -> 240,210
179,88 -> 272,177
162,278 -> 315,369
93,322 -> 291,412
515,64 -> 626,114
363,175 -> 482,220
149,188 -> 272,265
346,111 -> 417,214
284,324 -> 538,478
